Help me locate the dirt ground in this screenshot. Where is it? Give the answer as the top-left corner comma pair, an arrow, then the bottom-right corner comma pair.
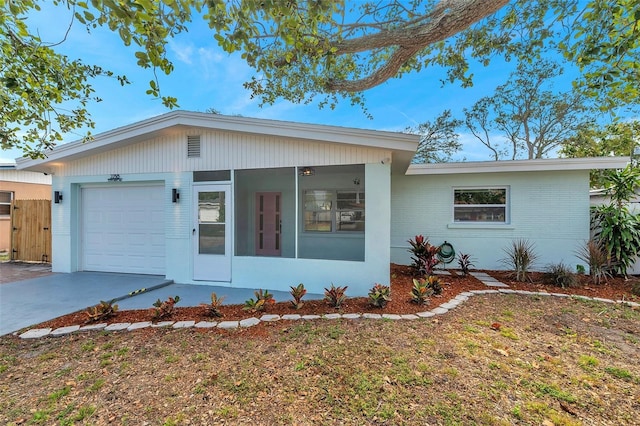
0,261 -> 53,284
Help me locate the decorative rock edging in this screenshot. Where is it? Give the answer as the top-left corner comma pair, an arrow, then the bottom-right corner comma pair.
17,290 -> 640,339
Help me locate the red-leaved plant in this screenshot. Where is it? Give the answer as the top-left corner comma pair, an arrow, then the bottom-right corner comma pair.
408,235 -> 441,276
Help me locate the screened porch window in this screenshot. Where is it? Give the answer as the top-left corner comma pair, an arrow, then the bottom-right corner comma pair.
336,191 -> 365,231
453,187 -> 508,223
304,190 -> 365,232
303,190 -> 332,232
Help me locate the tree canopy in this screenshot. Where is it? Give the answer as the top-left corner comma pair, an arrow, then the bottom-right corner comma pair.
409,110 -> 463,163
463,60 -> 589,160
2,0 -> 639,157
560,120 -> 640,187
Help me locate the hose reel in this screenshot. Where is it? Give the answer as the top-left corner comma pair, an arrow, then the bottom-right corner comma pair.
437,241 -> 456,264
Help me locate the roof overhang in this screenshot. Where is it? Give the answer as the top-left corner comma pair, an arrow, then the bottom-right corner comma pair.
406,157 -> 630,175
15,111 -> 419,173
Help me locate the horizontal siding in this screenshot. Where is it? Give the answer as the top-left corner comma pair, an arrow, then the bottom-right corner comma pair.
55,130 -> 391,176
391,170 -> 590,270
0,170 -> 52,184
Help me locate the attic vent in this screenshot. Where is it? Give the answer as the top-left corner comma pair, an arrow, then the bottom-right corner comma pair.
187,135 -> 201,158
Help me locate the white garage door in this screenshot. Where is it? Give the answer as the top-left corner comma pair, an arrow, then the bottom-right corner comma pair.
82,185 -> 165,274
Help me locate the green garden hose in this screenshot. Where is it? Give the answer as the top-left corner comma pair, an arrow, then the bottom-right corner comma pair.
438,241 -> 456,264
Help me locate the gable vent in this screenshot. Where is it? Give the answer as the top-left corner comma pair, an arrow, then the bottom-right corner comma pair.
187,135 -> 201,158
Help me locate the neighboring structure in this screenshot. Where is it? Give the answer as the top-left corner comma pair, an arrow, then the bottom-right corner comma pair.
15,111 -> 628,295
0,164 -> 51,253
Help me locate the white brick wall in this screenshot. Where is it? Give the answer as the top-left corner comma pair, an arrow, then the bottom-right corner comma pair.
391,170 -> 590,271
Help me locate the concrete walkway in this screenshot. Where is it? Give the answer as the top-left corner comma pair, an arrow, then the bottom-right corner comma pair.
0,262 -> 322,336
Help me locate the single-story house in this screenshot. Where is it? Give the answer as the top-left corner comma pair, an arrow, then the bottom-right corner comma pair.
16,111 -> 628,296
0,164 -> 52,253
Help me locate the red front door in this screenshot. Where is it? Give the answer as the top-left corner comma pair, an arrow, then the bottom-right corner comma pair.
255,192 -> 281,256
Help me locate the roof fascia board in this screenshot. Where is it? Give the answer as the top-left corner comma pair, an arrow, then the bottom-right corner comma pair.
406,157 -> 630,175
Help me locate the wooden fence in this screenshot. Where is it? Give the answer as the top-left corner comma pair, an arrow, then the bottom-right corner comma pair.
10,199 -> 51,262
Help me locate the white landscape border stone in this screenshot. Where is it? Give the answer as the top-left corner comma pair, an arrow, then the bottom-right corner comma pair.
17,290 -> 639,339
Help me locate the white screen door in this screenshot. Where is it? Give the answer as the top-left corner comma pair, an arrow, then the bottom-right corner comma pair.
193,184 -> 231,281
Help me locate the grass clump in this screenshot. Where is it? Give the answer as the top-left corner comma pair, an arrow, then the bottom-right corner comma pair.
544,262 -> 578,288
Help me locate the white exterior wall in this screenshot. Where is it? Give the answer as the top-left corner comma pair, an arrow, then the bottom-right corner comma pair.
51,172 -> 191,275
0,168 -> 52,184
50,131 -> 392,296
391,170 -> 590,271
52,130 -> 390,176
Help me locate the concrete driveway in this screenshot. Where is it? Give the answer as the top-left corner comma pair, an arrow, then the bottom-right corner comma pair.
0,262 -> 322,336
0,269 -> 172,336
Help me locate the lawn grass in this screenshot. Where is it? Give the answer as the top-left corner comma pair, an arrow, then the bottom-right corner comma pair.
1,294 -> 638,425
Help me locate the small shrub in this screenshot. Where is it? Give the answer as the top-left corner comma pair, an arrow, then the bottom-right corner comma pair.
85,300 -> 118,323
289,283 -> 307,310
407,235 -> 441,276
544,262 -> 578,288
457,253 -> 475,276
427,275 -> 443,295
201,292 -> 225,318
410,278 -> 434,305
324,283 -> 348,308
575,239 -> 612,285
500,239 -> 538,282
243,289 -> 275,312
631,281 -> 640,297
368,283 -> 391,308
152,296 -> 180,320
576,264 -> 586,275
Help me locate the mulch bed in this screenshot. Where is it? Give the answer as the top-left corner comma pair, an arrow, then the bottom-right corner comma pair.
34,264 -> 639,331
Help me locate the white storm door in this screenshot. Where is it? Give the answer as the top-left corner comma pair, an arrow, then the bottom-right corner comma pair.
193,184 -> 231,281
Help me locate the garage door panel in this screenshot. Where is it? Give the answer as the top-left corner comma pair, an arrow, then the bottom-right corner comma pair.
82,186 -> 165,274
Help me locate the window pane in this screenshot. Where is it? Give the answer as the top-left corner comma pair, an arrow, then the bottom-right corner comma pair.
454,189 -> 506,205
304,210 -> 332,232
336,210 -> 365,231
0,205 -> 9,216
337,191 -> 365,209
199,224 -> 225,254
454,206 -> 506,222
199,191 -> 225,223
304,190 -> 332,211
0,191 -> 12,203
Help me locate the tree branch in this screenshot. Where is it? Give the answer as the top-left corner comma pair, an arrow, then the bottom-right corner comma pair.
325,0 -> 509,92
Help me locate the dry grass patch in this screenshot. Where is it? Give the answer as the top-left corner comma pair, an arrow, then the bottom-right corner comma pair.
1,295 -> 639,425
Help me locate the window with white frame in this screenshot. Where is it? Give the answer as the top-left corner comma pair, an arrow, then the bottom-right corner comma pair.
303,190 -> 365,232
453,187 -> 508,223
0,191 -> 13,216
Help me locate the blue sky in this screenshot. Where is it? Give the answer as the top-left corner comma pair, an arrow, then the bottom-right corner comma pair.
1,4 -> 538,163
